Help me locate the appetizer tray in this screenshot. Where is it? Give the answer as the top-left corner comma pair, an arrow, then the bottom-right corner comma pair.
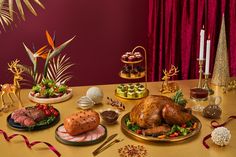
121,113 -> 201,142
28,89 -> 73,104
7,107 -> 60,131
115,89 -> 149,100
55,124 -> 107,146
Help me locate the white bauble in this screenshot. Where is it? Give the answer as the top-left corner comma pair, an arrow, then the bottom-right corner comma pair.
77,96 -> 95,109
86,87 -> 103,104
211,127 -> 231,146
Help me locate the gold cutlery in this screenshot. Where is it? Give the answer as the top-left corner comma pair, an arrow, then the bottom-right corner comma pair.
93,138 -> 124,156
92,133 -> 118,155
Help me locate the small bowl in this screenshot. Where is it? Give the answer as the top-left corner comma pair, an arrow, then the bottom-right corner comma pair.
190,88 -> 208,101
100,109 -> 119,124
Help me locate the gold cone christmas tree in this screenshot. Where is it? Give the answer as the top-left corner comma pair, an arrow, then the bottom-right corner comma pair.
211,15 -> 230,86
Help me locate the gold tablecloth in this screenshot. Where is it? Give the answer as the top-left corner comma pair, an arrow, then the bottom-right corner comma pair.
0,80 -> 235,157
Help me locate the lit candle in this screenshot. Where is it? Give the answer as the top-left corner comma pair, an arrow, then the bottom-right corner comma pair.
205,35 -> 211,74
199,28 -> 205,60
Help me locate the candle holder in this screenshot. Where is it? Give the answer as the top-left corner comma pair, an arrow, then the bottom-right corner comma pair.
203,73 -> 214,95
197,58 -> 205,88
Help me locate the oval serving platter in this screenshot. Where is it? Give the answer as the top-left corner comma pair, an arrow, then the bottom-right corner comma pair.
121,113 -> 202,142
55,124 -> 107,146
28,89 -> 73,104
7,108 -> 60,131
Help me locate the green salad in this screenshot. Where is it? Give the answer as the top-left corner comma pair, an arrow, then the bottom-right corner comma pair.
31,79 -> 68,98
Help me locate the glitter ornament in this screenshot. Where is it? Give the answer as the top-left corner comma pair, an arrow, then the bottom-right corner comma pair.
211,127 -> 231,146
86,87 -> 104,104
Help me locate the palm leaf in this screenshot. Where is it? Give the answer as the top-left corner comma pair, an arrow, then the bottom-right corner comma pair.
43,36 -> 75,77
17,63 -> 42,86
8,0 -> 13,18
7,0 -> 45,21
0,2 -> 13,31
47,54 -> 74,84
23,0 -> 37,16
15,0 -> 25,20
33,0 -> 45,9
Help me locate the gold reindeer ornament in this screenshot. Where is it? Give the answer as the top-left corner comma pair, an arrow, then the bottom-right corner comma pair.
160,65 -> 179,94
0,59 -> 24,111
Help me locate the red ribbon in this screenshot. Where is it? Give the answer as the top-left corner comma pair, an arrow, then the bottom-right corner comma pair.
202,115 -> 236,149
0,129 -> 61,157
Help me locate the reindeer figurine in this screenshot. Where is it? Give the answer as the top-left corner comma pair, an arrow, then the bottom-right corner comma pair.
0,59 -> 24,111
160,65 -> 179,94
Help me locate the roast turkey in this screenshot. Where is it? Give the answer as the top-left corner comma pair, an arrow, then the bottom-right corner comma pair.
130,95 -> 192,130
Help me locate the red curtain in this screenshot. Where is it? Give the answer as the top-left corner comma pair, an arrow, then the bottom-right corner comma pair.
148,0 -> 236,81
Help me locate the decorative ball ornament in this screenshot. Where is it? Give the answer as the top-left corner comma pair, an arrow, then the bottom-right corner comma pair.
86,87 -> 104,104
211,127 -> 231,146
77,96 -> 95,109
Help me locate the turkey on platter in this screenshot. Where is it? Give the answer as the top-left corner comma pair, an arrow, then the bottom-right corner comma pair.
130,95 -> 192,135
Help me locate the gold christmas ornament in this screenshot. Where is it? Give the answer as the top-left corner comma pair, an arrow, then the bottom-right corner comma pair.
160,65 -> 179,94
211,15 -> 230,86
0,59 -> 24,111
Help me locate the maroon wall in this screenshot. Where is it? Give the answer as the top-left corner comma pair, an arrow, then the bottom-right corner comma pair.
0,0 -> 148,87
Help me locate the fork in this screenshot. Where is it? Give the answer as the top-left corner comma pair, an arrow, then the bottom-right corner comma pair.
93,138 -> 124,156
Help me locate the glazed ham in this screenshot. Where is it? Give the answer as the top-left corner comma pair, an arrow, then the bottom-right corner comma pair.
11,108 -> 46,127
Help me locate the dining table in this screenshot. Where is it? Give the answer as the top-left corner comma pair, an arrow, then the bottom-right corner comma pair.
0,79 -> 235,157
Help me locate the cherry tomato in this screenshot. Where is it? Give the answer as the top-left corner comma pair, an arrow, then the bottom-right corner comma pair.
50,108 -> 55,113
45,110 -> 51,116
136,130 -> 142,134
43,105 -> 48,110
169,132 -> 179,137
181,124 -> 186,128
38,105 -> 43,109
53,111 -> 59,117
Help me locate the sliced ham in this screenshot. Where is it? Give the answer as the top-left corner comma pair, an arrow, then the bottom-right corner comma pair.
96,125 -> 105,138
84,132 -> 92,141
58,126 -> 67,133
57,125 -> 106,143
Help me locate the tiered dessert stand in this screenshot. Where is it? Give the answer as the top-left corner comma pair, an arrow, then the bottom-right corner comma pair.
115,45 -> 149,100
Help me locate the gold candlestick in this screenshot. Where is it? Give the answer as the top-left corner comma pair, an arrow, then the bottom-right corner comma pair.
203,73 -> 214,95
197,58 -> 205,88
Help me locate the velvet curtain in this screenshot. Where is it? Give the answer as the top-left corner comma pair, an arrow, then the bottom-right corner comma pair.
148,0 -> 236,81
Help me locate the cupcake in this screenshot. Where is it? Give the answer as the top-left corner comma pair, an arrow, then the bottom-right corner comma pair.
117,84 -> 125,93
128,55 -> 135,62
138,84 -> 145,91
130,69 -> 138,78
127,83 -> 134,89
136,89 -> 144,98
134,83 -> 141,90
127,89 -> 135,98
121,90 -> 128,97
121,54 -> 128,61
135,54 -> 143,61
125,52 -> 132,56
134,52 -> 141,56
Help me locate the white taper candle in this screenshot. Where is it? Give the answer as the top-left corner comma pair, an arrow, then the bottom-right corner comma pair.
205,36 -> 211,74
199,28 -> 205,60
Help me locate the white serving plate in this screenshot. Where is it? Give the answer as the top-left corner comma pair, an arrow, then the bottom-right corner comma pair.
28,89 -> 73,104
